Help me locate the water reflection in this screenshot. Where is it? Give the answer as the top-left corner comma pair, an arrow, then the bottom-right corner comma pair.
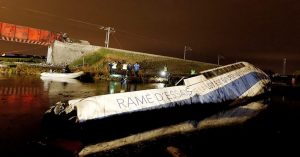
0,75 -> 48,108
0,86 -> 41,96
120,81 -> 137,93
108,81 -> 165,94
0,75 -> 50,156
108,81 -> 144,94
41,76 -> 81,85
42,78 -> 82,92
0,74 -> 167,156
108,81 -> 119,94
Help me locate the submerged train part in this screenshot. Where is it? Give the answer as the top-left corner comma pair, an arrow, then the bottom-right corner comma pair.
42,62 -> 270,142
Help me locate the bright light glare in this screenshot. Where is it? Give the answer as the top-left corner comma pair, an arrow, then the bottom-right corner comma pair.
160,71 -> 166,77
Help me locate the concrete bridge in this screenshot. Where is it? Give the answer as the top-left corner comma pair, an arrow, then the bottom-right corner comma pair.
46,40 -> 201,65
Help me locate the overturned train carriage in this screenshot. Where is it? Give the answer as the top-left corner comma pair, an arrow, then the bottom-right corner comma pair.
42,62 -> 270,142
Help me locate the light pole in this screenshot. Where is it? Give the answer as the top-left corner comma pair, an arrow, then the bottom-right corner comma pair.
283,58 -> 286,75
183,46 -> 192,60
81,51 -> 85,67
217,54 -> 225,65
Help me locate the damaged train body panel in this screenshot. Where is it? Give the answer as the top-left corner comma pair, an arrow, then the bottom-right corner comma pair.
47,62 -> 270,123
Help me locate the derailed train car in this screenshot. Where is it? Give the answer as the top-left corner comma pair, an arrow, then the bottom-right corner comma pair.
42,62 -> 270,142
0,21 -> 58,45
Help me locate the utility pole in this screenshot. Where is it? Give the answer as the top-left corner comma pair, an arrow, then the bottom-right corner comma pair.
283,58 -> 286,75
183,46 -> 192,60
99,26 -> 115,48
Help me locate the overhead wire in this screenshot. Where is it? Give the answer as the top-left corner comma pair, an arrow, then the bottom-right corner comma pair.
111,34 -> 123,49
1,6 -> 216,61
5,6 -> 176,46
22,7 -> 176,46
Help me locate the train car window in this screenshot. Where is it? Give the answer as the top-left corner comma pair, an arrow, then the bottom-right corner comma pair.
208,72 -> 215,78
232,64 -> 239,69
216,69 -> 223,75
237,63 -> 245,68
203,73 -> 209,78
211,71 -> 217,77
202,63 -> 246,79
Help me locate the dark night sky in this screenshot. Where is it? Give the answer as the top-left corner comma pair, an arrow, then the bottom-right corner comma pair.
0,0 -> 299,73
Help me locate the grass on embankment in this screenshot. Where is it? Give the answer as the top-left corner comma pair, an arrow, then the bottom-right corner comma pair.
70,48 -> 218,78
0,57 -> 49,75
0,63 -> 52,75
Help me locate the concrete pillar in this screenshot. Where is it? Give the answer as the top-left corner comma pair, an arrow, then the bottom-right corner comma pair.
46,45 -> 53,64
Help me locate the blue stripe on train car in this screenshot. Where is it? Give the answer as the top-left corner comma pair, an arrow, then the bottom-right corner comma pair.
124,72 -> 267,114
199,72 -> 265,104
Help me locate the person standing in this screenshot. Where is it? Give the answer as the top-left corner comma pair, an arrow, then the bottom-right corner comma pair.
122,62 -> 128,76
63,64 -> 71,73
163,64 -> 168,72
108,62 -> 113,74
133,62 -> 140,77
112,61 -> 117,74
127,63 -> 132,76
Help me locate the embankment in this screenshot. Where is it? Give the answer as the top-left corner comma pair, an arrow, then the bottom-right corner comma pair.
69,48 -> 217,80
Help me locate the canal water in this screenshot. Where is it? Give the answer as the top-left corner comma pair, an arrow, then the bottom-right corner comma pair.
0,74 -> 165,157
0,74 -> 300,156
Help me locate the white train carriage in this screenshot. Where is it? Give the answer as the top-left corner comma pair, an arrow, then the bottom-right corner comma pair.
46,62 -> 270,123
